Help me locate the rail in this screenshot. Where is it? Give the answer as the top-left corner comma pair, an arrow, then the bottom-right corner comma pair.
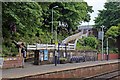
83,70 -> 120,80
27,43 -> 75,51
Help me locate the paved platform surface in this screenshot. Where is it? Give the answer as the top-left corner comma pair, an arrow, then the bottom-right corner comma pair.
2,59 -> 120,78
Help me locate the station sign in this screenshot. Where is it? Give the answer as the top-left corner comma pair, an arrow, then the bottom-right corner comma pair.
98,31 -> 104,40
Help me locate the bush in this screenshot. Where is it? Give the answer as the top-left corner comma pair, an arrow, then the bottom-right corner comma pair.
2,43 -> 18,57
109,48 -> 119,53
59,58 -> 67,64
76,37 -> 99,50
83,37 -> 99,49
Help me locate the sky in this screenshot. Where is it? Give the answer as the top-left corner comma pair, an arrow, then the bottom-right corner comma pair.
81,0 -> 107,25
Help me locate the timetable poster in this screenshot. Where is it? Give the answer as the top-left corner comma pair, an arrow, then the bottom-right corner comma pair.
44,50 -> 48,60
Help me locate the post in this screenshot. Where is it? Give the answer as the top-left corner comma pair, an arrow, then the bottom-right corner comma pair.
65,44 -> 67,58
51,6 -> 58,44
55,27 -> 57,46
54,49 -> 57,66
51,8 -> 53,44
19,48 -> 22,57
106,37 -> 112,60
101,26 -> 104,60
106,38 -> 109,60
58,43 -> 60,64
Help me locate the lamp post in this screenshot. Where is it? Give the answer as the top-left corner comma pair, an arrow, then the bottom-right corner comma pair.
51,6 -> 58,44
51,6 -> 58,66
101,26 -> 104,60
106,37 -> 112,60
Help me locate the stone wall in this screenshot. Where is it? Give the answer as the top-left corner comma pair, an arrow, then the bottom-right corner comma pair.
31,50 -> 98,65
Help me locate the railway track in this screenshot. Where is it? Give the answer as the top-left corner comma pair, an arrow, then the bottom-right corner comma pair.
83,70 -> 120,80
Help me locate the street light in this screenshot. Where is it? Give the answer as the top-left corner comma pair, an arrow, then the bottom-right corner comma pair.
51,6 -> 58,66
51,6 -> 58,44
101,26 -> 104,60
106,37 -> 112,60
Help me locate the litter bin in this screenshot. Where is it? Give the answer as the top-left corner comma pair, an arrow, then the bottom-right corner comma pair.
34,50 -> 40,65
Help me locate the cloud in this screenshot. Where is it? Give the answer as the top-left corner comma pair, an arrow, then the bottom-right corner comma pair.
82,0 -> 106,25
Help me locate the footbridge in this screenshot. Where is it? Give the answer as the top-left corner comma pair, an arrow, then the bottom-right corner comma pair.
27,30 -> 89,51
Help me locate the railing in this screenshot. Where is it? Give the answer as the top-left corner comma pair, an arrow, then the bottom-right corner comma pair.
27,30 -> 89,51
62,32 -> 83,44
27,43 -> 75,51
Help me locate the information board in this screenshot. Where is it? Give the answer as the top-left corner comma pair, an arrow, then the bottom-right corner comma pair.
44,50 -> 48,60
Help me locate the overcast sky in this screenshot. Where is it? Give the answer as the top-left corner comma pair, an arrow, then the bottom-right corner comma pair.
81,0 -> 107,25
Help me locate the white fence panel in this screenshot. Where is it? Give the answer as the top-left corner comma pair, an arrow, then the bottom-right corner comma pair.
27,44 -> 75,50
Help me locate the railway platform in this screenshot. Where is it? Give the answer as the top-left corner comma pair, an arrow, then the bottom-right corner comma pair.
2,59 -> 120,79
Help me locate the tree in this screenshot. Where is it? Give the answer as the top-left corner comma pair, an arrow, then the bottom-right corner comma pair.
94,2 -> 120,30
59,2 -> 93,32
83,37 -> 99,49
106,25 -> 120,53
106,25 -> 120,38
2,2 -> 43,41
2,2 -> 43,56
94,2 -> 120,53
2,2 -> 93,56
39,2 -> 93,34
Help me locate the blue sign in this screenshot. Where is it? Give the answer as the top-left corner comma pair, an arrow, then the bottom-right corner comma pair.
44,50 -> 48,60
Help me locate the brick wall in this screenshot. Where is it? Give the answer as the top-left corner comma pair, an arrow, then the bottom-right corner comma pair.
3,57 -> 23,69
22,62 -> 119,79
98,53 -> 120,60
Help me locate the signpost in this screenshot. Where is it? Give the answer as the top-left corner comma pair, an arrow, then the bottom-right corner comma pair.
98,31 -> 104,40
98,26 -> 104,60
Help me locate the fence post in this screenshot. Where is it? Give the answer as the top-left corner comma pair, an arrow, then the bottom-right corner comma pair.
65,44 -> 67,58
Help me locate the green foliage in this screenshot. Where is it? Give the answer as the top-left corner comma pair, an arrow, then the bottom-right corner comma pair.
2,2 -> 44,56
59,58 -> 67,61
83,37 -> 99,49
76,45 -> 96,51
106,25 -> 120,38
61,2 -> 93,29
2,2 -> 93,57
109,48 -> 119,54
76,37 -> 99,50
2,43 -> 18,57
95,2 -> 120,54
105,25 -> 120,54
2,2 -> 44,44
59,57 -> 67,64
94,2 -> 120,30
39,2 -> 93,33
